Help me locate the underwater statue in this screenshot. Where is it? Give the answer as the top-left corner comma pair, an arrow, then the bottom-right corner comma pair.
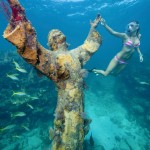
3,0 -> 102,149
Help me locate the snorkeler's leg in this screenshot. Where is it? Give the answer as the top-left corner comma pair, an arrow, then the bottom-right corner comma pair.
111,64 -> 127,76
93,58 -> 118,76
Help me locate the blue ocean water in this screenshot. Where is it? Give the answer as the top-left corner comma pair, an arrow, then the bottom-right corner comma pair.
0,0 -> 150,68
0,0 -> 150,149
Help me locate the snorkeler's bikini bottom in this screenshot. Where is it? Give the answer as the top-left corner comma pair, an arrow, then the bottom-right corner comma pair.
115,55 -> 128,64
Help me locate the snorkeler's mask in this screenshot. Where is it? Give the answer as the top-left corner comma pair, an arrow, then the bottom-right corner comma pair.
126,22 -> 139,33
48,29 -> 67,51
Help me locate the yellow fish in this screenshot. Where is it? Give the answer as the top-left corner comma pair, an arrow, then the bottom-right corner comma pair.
6,74 -> 19,81
0,124 -> 16,132
13,60 -> 21,68
21,125 -> 30,131
12,135 -> 21,139
30,96 -> 39,100
11,112 -> 26,118
12,91 -> 27,96
16,67 -> 27,73
27,103 -> 34,109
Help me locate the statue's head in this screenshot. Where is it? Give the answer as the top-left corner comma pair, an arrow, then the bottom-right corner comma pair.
48,29 -> 68,51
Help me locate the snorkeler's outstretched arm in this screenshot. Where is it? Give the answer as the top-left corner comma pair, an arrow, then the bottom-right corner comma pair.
72,15 -> 102,65
136,34 -> 143,62
136,47 -> 143,62
3,0 -> 55,77
101,18 -> 126,38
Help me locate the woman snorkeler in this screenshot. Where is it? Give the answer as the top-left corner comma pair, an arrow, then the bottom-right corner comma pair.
92,17 -> 143,76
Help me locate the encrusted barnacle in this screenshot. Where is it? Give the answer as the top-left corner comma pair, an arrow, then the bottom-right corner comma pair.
54,110 -> 64,120
54,130 -> 62,144
68,88 -> 79,98
54,119 -> 62,128
57,81 -> 66,89
49,63 -> 56,72
64,102 -> 73,111
92,31 -> 100,38
57,69 -> 70,81
71,102 -> 79,110
66,146 -> 72,150
64,101 -> 79,112
49,127 -> 55,140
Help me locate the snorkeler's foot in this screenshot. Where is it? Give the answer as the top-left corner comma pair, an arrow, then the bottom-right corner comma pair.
92,69 -> 108,76
88,68 -> 96,73
88,69 -> 101,76
92,69 -> 100,74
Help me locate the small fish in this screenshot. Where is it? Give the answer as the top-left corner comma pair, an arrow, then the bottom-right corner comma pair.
12,135 -> 21,139
30,96 -> 39,100
139,81 -> 150,85
13,60 -> 21,68
6,74 -> 19,81
27,103 -> 34,109
12,91 -> 27,96
11,112 -> 26,118
0,124 -> 16,132
21,125 -> 30,131
16,67 -> 27,73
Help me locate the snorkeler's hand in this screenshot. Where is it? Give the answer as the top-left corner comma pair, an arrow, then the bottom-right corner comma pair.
90,14 -> 101,28
100,18 -> 106,26
138,34 -> 141,39
139,55 -> 143,62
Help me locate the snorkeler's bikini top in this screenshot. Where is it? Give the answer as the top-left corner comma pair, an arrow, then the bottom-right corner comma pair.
124,40 -> 140,48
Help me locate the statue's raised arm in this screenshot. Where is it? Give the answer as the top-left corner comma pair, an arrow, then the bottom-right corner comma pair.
71,14 -> 102,66
3,0 -> 56,80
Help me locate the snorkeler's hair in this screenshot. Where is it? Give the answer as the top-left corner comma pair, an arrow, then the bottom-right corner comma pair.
135,21 -> 140,37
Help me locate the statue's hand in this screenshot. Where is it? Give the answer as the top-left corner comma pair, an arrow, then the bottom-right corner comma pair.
7,0 -> 20,5
8,0 -> 26,23
90,14 -> 101,28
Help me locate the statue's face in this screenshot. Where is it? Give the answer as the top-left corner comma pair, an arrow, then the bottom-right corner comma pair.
48,29 -> 66,51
